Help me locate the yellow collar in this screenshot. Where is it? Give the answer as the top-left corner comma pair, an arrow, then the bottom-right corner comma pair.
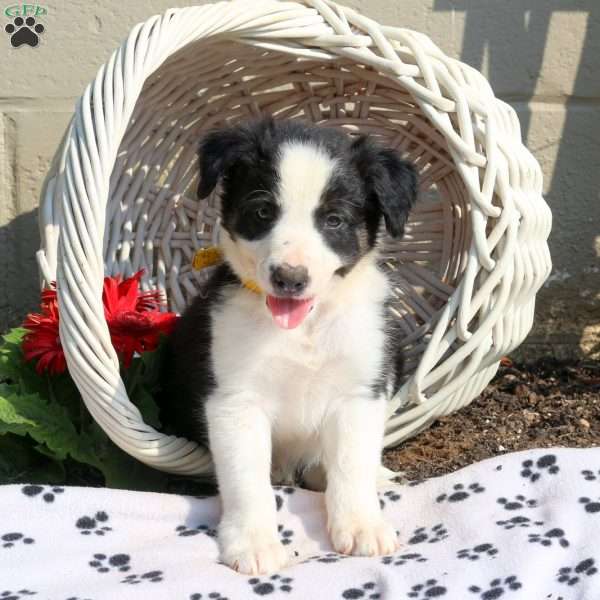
192,246 -> 263,294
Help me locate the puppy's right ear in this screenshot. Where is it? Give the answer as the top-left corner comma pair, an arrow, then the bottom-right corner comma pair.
197,127 -> 246,199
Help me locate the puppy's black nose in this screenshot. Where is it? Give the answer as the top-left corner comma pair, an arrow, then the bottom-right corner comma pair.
270,264 -> 309,296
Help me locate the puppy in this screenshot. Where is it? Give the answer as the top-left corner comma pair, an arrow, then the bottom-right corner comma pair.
161,117 -> 417,574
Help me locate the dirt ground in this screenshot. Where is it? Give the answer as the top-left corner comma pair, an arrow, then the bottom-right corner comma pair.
383,358 -> 600,481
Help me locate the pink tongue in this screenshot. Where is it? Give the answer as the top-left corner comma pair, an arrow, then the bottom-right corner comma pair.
266,295 -> 315,329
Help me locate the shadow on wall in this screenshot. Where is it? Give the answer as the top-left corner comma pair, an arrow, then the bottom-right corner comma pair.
0,209 -> 40,331
434,0 -> 600,359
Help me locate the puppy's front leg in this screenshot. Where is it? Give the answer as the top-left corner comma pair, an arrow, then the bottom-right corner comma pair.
323,397 -> 399,556
206,395 -> 287,574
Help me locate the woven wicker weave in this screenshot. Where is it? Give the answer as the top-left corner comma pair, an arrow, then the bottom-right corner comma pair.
36,0 -> 552,475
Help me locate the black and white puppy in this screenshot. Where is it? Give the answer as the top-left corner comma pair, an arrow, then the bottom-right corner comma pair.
161,117 -> 417,574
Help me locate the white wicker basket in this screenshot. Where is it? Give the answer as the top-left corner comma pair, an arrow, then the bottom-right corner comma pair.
36,0 -> 552,476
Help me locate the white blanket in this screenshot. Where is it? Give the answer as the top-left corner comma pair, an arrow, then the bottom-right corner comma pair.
1,447 -> 599,600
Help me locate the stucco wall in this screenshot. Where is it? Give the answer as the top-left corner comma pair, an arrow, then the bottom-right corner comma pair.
1,0 -> 598,359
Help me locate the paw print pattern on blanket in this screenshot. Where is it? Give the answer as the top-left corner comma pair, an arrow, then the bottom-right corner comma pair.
408,524 -> 448,544
341,581 -> 381,599
88,553 -> 131,573
381,552 -> 427,567
176,523 -> 217,538
457,543 -> 499,561
556,558 -> 598,586
190,593 -> 229,600
496,495 -> 538,510
528,528 -> 570,548
436,483 -> 485,503
579,496 -> 600,513
76,512 -> 111,536
1,532 -> 34,548
407,579 -> 447,598
274,487 -> 295,512
0,591 -> 36,599
496,515 -> 544,530
520,454 -> 559,482
379,489 -> 401,508
21,484 -> 64,503
122,570 -> 163,584
248,575 -> 293,595
277,524 -> 294,545
469,576 -> 522,599
582,469 -> 600,482
302,552 -> 350,564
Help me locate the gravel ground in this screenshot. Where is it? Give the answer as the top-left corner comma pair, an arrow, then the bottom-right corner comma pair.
383,358 -> 600,480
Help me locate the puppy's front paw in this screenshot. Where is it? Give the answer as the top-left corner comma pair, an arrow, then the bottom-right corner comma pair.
219,523 -> 288,575
328,515 -> 399,556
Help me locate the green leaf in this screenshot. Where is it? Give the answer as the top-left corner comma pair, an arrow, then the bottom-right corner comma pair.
0,383 -> 80,461
85,422 -> 167,491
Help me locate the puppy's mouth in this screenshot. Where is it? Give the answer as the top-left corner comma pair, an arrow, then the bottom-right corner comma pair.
266,295 -> 315,330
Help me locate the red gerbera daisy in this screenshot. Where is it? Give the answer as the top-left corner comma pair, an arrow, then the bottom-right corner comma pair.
102,270 -> 177,367
22,271 -> 178,373
22,294 -> 66,375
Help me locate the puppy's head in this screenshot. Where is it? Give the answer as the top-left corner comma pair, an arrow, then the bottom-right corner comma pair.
198,118 -> 417,329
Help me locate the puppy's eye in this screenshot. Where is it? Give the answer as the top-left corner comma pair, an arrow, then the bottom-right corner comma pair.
256,205 -> 276,221
325,214 -> 344,229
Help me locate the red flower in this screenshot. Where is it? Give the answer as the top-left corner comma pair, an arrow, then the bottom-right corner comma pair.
22,271 -> 177,374
22,294 -> 66,375
102,271 -> 177,367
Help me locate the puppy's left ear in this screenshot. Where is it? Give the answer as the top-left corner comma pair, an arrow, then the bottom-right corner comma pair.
351,136 -> 418,238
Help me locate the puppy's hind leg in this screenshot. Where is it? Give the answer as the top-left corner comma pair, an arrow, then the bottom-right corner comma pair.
206,395 -> 288,575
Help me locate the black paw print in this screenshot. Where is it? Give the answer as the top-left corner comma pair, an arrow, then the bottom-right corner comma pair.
0,590 -> 36,599
277,524 -> 294,546
521,454 -> 559,482
381,552 -> 427,566
64,596 -> 93,600
497,495 -> 537,510
21,484 -> 64,503
582,469 -> 600,482
579,497 -> 600,514
176,523 -> 217,537
190,594 -> 229,600
436,483 -> 485,503
274,487 -> 295,512
248,575 -> 293,595
408,524 -> 448,545
557,558 -> 598,586
89,553 -> 131,573
528,528 -> 569,548
496,515 -> 544,530
407,579 -> 447,598
457,543 -> 498,561
342,581 -> 380,599
76,512 -> 111,536
4,16 -> 44,48
379,489 -> 401,508
122,570 -> 163,584
1,532 -> 34,548
469,576 -> 522,599
303,552 -> 349,564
